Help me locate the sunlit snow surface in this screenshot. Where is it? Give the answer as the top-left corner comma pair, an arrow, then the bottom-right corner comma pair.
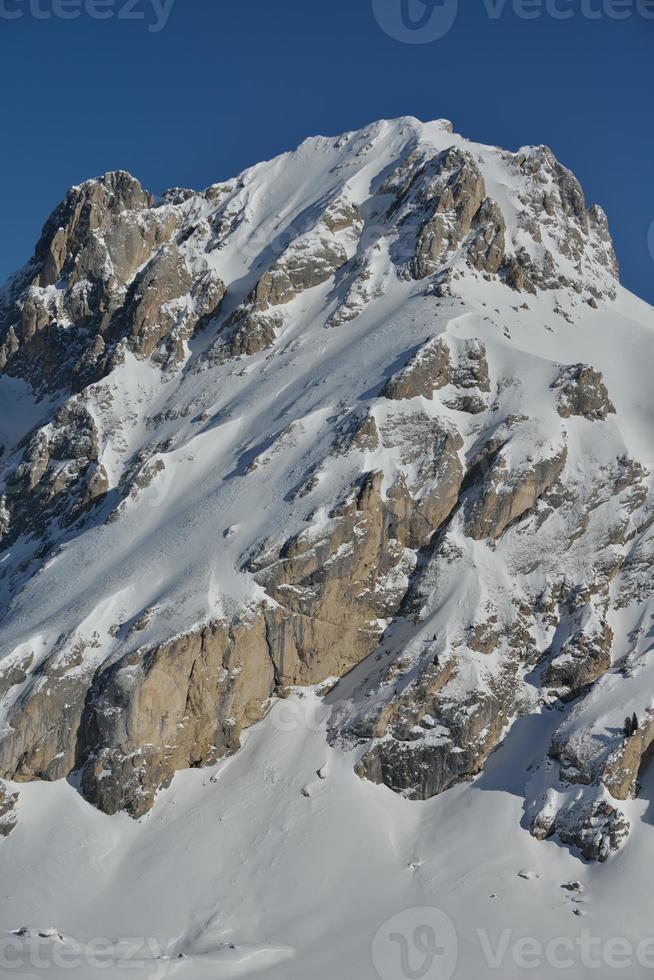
4,691 -> 654,979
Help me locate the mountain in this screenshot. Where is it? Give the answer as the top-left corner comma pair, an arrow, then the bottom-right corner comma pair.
1,117 -> 654,977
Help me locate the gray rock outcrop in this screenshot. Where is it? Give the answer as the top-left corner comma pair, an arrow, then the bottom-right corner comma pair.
465,441 -> 567,541
382,338 -> 451,400
0,782 -> 17,837
553,364 -> 615,420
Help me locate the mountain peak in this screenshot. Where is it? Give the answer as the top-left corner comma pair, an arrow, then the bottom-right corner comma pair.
0,119 -> 618,397
0,120 -> 649,869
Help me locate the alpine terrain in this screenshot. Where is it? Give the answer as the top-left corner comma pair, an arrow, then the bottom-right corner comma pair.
1,117 -> 654,978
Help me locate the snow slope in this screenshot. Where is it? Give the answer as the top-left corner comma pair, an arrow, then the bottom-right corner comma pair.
5,691 -> 654,979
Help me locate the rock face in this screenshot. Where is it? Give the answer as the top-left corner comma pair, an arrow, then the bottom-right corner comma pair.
0,782 -> 17,837
118,243 -> 225,365
0,171 -> 225,393
410,149 -> 489,279
544,601 -> 613,696
79,617 -> 275,817
379,144 -> 512,284
602,714 -> 654,801
2,397 -> 108,547
253,411 -> 465,686
383,336 -> 490,414
355,658 -> 520,800
382,338 -> 451,400
219,199 -> 361,358
465,431 -> 567,541
0,645 -> 92,783
507,145 -> 619,295
0,117 -> 650,865
553,364 -> 615,420
531,794 -> 630,863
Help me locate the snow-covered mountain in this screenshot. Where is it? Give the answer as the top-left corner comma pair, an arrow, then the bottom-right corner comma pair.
1,116 -> 654,978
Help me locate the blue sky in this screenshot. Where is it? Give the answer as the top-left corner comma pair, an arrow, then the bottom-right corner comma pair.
0,0 -> 652,301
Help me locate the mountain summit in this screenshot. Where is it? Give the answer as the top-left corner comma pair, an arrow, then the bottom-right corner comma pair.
0,118 -> 653,901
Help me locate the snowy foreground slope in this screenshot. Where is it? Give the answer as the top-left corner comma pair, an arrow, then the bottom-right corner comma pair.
1,117 -> 654,977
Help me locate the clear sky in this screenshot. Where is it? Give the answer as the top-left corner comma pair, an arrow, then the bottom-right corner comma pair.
0,0 -> 652,301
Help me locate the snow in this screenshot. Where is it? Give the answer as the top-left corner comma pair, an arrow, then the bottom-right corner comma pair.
2,691 -> 654,978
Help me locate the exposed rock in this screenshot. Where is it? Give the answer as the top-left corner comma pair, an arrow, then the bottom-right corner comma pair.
357,667 -> 519,800
378,412 -> 464,543
466,621 -> 501,655
251,199 -> 360,314
553,364 -> 615,421
1,397 -> 107,547
532,796 -> 629,863
34,171 -> 155,289
0,656 -> 33,700
0,782 -> 17,837
217,309 -> 280,360
465,431 -> 567,541
601,712 -> 654,801
545,608 -> 613,696
321,199 -> 362,235
0,120 -> 643,855
443,392 -> 488,415
79,616 -> 275,817
442,338 -> 491,413
218,208 -> 359,359
116,244 -> 225,364
501,252 -> 538,295
511,146 -> 619,295
409,149 -> 488,279
0,171 -> 186,391
382,338 -> 450,400
335,411 -> 380,454
250,413 -> 463,703
326,258 -> 386,328
449,338 -> 491,393
383,336 -> 490,414
254,458 -> 449,684
467,198 -> 506,275
253,238 -> 349,310
0,646 -> 92,783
